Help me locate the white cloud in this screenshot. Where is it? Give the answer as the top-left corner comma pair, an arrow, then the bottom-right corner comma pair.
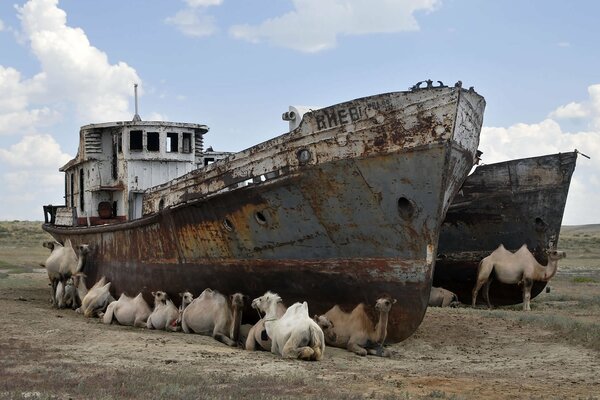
0,19 -> 4,31
0,134 -> 71,168
230,0 -> 440,53
165,8 -> 218,37
185,0 -> 223,6
548,83 -> 600,129
549,102 -> 588,119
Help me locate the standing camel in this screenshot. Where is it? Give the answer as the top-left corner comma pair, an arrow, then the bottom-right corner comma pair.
42,240 -> 89,307
472,244 -> 566,311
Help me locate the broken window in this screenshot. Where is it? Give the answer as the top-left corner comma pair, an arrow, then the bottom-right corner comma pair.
147,132 -> 159,152
166,132 -> 178,153
79,168 -> 85,212
182,132 -> 192,153
130,130 -> 143,151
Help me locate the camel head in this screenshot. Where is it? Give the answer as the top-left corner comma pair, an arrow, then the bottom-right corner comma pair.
313,314 -> 336,341
152,291 -> 169,305
71,272 -> 86,288
42,241 -> 61,251
179,291 -> 194,308
78,244 -> 90,258
546,249 -> 567,261
230,292 -> 248,310
375,295 -> 397,313
251,291 -> 282,314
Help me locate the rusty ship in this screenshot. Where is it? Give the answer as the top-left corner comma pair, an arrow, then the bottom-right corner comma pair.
42,80 -> 486,342
434,151 -> 578,306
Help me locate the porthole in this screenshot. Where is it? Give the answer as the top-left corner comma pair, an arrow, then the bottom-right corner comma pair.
158,199 -> 165,211
255,211 -> 267,225
397,197 -> 415,219
297,148 -> 311,165
223,218 -> 234,232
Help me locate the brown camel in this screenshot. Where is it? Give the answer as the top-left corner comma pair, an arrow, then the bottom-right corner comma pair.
472,244 -> 567,311
429,287 -> 459,307
315,295 -> 396,357
245,298 -> 287,351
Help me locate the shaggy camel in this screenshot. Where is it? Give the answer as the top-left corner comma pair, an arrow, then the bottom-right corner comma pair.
472,244 -> 567,311
245,297 -> 287,351
315,295 -> 396,357
181,288 -> 246,346
43,240 -> 89,307
103,293 -> 152,327
176,291 -> 194,326
429,287 -> 459,307
251,291 -> 325,361
147,291 -> 180,331
78,276 -> 114,318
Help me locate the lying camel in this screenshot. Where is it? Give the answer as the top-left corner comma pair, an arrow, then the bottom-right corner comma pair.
252,291 -> 325,361
147,291 -> 180,331
103,292 -> 151,327
43,240 -> 89,307
176,291 -> 194,326
181,289 -> 246,346
429,287 -> 459,307
472,244 -> 567,311
245,296 -> 287,351
314,295 -> 396,357
78,276 -> 114,318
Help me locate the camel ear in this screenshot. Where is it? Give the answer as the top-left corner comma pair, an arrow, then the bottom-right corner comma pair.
178,292 -> 183,297
392,299 -> 397,304
151,291 -> 156,297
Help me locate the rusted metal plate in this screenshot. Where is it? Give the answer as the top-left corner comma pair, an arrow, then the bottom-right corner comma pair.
435,152 -> 578,305
44,84 -> 486,342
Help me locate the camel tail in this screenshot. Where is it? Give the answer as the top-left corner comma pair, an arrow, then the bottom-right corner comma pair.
309,324 -> 325,361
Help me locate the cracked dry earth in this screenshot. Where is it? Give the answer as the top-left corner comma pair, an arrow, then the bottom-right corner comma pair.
0,270 -> 598,399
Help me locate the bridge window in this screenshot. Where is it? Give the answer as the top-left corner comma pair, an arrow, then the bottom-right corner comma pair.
166,132 -> 178,153
182,132 -> 192,153
79,168 -> 85,212
147,132 -> 159,152
130,130 -> 143,151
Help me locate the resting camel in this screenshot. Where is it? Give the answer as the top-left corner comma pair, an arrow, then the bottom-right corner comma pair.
181,288 -> 246,346
42,240 -> 89,307
251,291 -> 325,361
78,276 -> 114,318
245,296 -> 287,351
147,291 -> 180,331
103,292 -> 152,327
429,287 -> 459,307
472,244 -> 567,311
176,291 -> 194,326
314,295 -> 396,357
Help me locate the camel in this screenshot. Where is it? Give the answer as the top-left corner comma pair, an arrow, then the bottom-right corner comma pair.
181,288 -> 246,347
429,287 -> 459,307
102,292 -> 152,328
62,277 -> 80,310
245,296 -> 287,351
42,240 -> 89,307
78,276 -> 114,318
176,291 -> 194,326
314,295 -> 396,357
147,291 -> 180,331
472,244 -> 567,311
251,291 -> 325,361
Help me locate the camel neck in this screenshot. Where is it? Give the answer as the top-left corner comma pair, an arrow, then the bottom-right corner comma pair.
374,310 -> 389,343
230,306 -> 243,342
537,259 -> 559,281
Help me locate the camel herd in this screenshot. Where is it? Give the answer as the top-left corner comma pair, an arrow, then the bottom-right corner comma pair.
41,239 -> 566,360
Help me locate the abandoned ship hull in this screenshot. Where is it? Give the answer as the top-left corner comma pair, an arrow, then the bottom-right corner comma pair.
43,84 -> 486,342
434,152 -> 578,306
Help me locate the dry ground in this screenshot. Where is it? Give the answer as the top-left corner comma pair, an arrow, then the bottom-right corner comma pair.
0,222 -> 599,399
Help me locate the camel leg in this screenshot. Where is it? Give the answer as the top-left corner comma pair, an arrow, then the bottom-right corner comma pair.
482,277 -> 493,309
50,279 -> 59,307
471,279 -> 486,307
522,278 -> 533,311
213,327 -> 237,347
245,325 -> 257,351
367,347 -> 391,357
102,302 -> 116,324
281,338 -> 315,360
347,341 -> 368,356
134,317 -> 147,328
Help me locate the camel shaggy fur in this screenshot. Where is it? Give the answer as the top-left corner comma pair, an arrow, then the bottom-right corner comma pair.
245,298 -> 287,351
181,289 -> 246,346
43,240 -> 90,307
147,291 -> 180,331
429,287 -> 459,307
315,295 -> 396,357
472,244 -> 567,311
78,277 -> 114,318
251,291 -> 325,361
103,292 -> 151,327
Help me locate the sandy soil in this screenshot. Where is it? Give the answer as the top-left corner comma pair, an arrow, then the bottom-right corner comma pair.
1,269 -> 599,400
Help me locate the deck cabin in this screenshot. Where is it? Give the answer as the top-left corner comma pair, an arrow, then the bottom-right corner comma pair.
43,120 -> 233,226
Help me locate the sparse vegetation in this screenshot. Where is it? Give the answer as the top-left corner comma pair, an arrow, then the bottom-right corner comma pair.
572,276 -> 598,283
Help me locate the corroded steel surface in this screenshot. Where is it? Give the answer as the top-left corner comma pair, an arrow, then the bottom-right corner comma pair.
44,84 -> 485,342
435,152 -> 578,305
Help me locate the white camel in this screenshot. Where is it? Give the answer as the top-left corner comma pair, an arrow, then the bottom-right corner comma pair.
176,291 -> 194,326
147,291 -> 180,331
42,240 -> 89,307
103,292 -> 151,327
314,295 -> 396,357
181,289 -> 246,347
429,287 -> 459,307
245,297 -> 287,351
78,276 -> 114,318
251,291 -> 325,361
472,244 -> 567,311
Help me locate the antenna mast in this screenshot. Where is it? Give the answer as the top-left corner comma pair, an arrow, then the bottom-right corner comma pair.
132,83 -> 141,122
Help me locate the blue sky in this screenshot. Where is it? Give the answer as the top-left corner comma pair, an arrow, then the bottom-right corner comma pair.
0,0 -> 599,224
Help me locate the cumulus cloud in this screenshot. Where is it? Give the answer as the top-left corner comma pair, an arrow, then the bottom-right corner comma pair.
0,134 -> 71,168
230,0 -> 440,53
166,0 -> 222,37
0,18 -> 4,31
548,84 -> 600,129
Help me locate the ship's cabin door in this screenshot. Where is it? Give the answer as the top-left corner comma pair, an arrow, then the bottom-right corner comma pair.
129,192 -> 144,220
